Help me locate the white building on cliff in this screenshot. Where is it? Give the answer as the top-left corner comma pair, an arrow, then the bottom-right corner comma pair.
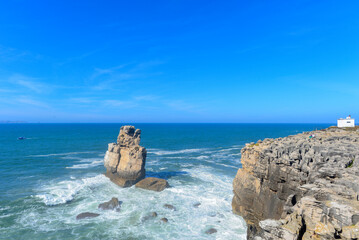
337,115 -> 355,127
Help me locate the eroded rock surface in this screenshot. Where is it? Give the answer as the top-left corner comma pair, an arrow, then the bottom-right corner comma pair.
104,126 -> 147,187
135,177 -> 169,192
232,127 -> 359,239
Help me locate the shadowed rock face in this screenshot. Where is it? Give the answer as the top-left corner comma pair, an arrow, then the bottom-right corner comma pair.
232,127 -> 359,239
104,126 -> 147,187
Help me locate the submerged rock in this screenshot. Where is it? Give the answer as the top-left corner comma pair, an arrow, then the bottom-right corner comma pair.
141,212 -> 158,222
232,127 -> 359,239
76,212 -> 100,220
193,202 -> 201,208
104,126 -> 147,187
135,177 -> 169,192
98,197 -> 121,211
163,204 -> 176,211
205,228 -> 217,234
160,217 -> 168,223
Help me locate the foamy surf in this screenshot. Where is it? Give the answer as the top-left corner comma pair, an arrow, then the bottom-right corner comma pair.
66,158 -> 104,169
35,174 -> 109,206
30,151 -> 97,157
150,148 -> 207,155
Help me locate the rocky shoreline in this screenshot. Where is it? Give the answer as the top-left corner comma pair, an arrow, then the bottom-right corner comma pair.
232,127 -> 359,239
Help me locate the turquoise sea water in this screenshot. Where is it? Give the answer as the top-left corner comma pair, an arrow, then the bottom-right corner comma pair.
0,123 -> 331,240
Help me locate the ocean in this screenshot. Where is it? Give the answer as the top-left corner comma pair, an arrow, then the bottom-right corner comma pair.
0,123 -> 331,240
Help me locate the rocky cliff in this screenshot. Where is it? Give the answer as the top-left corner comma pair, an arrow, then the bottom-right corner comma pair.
232,127 -> 359,239
104,126 -> 146,187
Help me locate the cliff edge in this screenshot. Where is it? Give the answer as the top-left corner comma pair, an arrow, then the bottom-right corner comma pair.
232,127 -> 359,239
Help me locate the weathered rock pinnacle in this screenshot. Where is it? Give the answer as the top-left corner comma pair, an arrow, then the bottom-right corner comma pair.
104,125 -> 146,187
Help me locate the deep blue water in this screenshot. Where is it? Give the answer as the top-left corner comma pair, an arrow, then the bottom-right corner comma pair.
0,123 -> 331,239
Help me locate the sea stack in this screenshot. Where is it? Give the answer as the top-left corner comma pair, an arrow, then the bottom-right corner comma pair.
232,127 -> 359,239
104,125 -> 146,187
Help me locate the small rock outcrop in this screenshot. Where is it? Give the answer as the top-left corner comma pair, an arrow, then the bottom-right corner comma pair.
141,212 -> 158,222
135,177 -> 169,192
98,197 -> 121,211
160,217 -> 168,223
104,126 -> 147,187
205,228 -> 217,234
193,202 -> 201,208
76,212 -> 100,220
232,127 -> 359,239
163,204 -> 176,211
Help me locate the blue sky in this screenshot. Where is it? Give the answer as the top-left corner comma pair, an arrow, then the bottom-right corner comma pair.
0,0 -> 358,123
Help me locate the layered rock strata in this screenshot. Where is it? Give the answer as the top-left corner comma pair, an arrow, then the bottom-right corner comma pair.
232,127 -> 359,239
104,126 -> 147,187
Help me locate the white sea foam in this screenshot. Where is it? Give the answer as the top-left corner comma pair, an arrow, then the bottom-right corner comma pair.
66,160 -> 103,169
35,174 -> 108,206
151,148 -> 207,155
30,151 -> 97,157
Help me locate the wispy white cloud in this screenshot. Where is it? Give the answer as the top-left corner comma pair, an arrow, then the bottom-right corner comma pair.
103,99 -> 127,106
88,61 -> 165,91
0,88 -> 16,93
57,49 -> 102,66
133,95 -> 159,101
90,64 -> 129,80
0,45 -> 29,62
91,73 -> 134,90
0,45 -> 43,63
8,74 -> 49,93
69,97 -> 95,104
165,99 -> 198,112
16,97 -> 49,108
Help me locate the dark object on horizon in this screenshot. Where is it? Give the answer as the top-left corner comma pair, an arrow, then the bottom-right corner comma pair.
18,137 -> 26,140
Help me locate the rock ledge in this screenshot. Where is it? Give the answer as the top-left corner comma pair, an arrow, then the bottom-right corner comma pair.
232,127 -> 359,239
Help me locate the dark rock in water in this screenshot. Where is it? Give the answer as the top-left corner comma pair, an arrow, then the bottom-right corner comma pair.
160,217 -> 168,223
135,177 -> 169,192
141,212 -> 158,222
205,228 -> 217,234
193,202 -> 201,208
76,212 -> 100,220
163,204 -> 176,211
98,197 -> 121,211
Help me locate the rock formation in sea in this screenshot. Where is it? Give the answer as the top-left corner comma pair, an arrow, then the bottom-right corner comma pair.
232,127 -> 359,239
135,177 -> 169,192
104,126 -> 147,187
98,197 -> 122,211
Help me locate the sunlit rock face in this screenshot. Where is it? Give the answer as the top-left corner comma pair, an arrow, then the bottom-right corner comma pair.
232,127 -> 359,239
104,126 -> 146,187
